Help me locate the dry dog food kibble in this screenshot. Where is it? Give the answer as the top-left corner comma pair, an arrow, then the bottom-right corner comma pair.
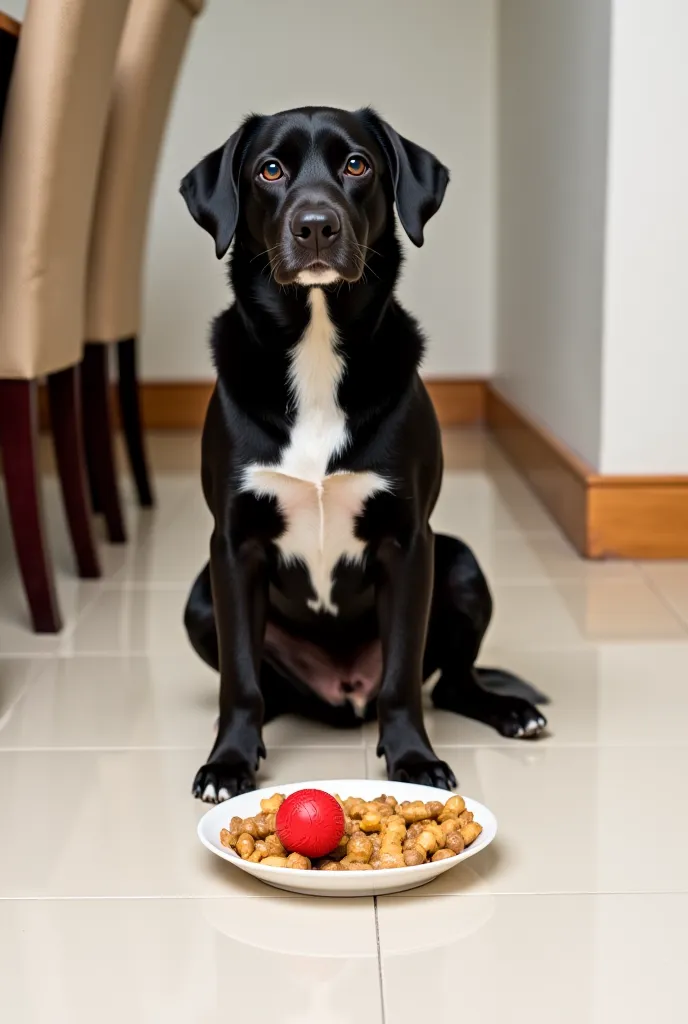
219,793 -> 482,870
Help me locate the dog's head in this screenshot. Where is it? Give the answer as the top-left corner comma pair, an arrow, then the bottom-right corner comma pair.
180,107 -> 449,286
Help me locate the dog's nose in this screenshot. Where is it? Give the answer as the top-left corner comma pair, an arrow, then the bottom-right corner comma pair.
290,207 -> 341,251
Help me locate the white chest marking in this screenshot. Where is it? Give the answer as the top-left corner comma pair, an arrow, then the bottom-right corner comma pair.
241,288 -> 389,614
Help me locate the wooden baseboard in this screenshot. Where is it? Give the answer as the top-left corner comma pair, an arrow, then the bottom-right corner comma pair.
485,386 -> 589,552
588,478 -> 688,559
37,373 -> 688,558
139,378 -> 486,429
137,382 -> 213,430
0,12 -> 21,37
426,379 -> 486,426
40,377 -> 487,432
39,380 -> 212,432
486,385 -> 688,559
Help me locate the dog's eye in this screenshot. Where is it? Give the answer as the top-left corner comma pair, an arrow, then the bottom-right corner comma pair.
261,160 -> 284,182
345,155 -> 368,177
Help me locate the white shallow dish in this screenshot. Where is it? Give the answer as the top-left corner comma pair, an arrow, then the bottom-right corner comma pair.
197,779 -> 497,897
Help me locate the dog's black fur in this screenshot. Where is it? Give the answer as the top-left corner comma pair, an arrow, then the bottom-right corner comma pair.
181,106 -> 547,801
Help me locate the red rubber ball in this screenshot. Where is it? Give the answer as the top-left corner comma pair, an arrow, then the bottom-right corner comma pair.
275,789 -> 345,859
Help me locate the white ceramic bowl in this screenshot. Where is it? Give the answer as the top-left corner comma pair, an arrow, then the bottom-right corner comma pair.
197,779 -> 497,897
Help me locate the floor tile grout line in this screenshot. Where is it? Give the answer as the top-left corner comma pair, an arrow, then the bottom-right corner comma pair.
82,575 -> 669,588
5,566 -> 675,600
0,744 -> 369,753
1,890 -> 686,902
373,896 -> 387,1024
362,739 -> 688,750
9,639 -> 688,659
635,563 -> 688,635
5,740 -> 688,753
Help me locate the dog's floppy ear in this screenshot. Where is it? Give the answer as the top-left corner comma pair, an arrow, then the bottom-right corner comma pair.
179,116 -> 260,258
362,108 -> 449,247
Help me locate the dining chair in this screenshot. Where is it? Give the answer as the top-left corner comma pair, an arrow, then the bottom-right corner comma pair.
0,0 -> 131,631
83,0 -> 205,538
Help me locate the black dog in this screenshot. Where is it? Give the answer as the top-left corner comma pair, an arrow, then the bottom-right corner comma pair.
180,106 -> 547,802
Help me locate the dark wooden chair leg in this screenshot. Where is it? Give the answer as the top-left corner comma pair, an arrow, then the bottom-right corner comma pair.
47,366 -> 101,578
81,343 -> 127,544
88,458 -> 102,514
117,336 -> 155,508
0,379 -> 62,632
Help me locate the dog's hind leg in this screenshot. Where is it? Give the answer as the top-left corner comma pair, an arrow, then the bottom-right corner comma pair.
184,562 -> 219,671
424,534 -> 548,738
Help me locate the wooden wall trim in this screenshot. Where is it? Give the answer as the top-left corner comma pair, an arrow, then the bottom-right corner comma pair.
38,375 -> 688,558
40,378 -> 487,432
485,385 -> 688,559
144,378 -> 488,428
587,485 -> 688,559
0,12 -> 21,37
138,382 -> 213,430
485,386 -> 590,553
425,379 -> 486,426
136,379 -> 486,429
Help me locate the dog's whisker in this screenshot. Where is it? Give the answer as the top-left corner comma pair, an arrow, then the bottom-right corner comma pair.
357,243 -> 383,259
251,244 -> 281,264
353,246 -> 379,282
352,251 -> 376,285
268,253 -> 289,286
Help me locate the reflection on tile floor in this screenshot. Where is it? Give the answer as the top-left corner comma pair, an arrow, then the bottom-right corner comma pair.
0,897 -> 383,1024
1,430 -> 687,1020
377,894 -> 688,1022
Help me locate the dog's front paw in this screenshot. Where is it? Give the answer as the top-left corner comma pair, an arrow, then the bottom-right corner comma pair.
387,756 -> 457,791
192,762 -> 257,803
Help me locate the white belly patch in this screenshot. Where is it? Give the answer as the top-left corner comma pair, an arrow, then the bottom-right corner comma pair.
244,466 -> 388,614
240,288 -> 389,614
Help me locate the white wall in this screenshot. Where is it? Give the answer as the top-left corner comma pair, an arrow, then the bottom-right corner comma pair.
599,0 -> 688,474
496,0 -> 688,475
140,0 -> 497,380
495,0 -> 612,468
1,0 -> 24,17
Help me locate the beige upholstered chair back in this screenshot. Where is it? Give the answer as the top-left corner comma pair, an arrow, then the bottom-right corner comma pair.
0,0 -> 131,379
86,0 -> 204,344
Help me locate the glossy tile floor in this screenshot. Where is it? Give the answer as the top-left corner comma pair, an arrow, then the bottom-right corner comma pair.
1,430 -> 687,1022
